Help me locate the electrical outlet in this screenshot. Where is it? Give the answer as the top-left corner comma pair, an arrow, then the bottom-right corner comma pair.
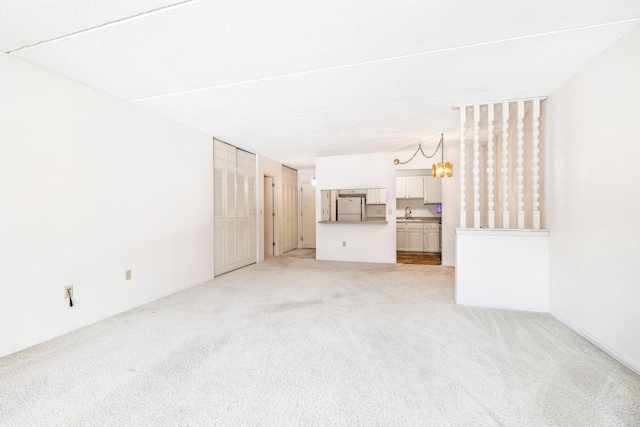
64,285 -> 73,298
342,241 -> 346,247
388,208 -> 393,214
125,269 -> 132,280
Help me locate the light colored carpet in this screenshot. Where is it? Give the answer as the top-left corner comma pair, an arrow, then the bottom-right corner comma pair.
1,253 -> 639,426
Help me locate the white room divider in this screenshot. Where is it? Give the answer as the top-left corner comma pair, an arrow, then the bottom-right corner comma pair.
457,99 -> 543,230
454,98 -> 549,312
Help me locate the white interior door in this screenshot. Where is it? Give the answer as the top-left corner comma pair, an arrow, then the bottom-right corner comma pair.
282,167 -> 298,253
300,182 -> 316,248
264,176 -> 275,256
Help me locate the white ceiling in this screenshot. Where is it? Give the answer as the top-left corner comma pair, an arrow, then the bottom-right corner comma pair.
3,0 -> 639,169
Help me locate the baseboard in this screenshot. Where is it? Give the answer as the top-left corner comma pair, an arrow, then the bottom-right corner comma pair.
0,274 -> 214,359
550,310 -> 640,376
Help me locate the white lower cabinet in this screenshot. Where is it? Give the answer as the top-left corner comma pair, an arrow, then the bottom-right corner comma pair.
397,222 -> 441,253
396,223 -> 406,251
406,224 -> 425,251
424,223 -> 440,253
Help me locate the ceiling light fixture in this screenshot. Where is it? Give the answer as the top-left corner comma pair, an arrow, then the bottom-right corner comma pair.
393,133 -> 452,178
311,177 -> 317,186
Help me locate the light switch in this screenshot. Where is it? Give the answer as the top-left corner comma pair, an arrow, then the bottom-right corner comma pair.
388,208 -> 392,214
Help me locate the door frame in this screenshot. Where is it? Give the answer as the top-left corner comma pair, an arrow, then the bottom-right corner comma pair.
262,174 -> 279,259
299,180 -> 316,249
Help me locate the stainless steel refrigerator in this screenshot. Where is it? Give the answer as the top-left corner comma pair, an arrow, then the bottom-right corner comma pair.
337,196 -> 365,222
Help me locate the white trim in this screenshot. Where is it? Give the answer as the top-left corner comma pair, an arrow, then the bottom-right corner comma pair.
455,228 -> 549,237
550,311 -> 640,376
453,96 -> 547,108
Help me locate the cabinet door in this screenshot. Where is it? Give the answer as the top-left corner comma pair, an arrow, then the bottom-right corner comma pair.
425,229 -> 440,252
407,177 -> 424,198
396,178 -> 407,198
424,176 -> 442,204
378,188 -> 386,204
407,224 -> 424,252
366,188 -> 387,205
321,190 -> 331,221
366,188 -> 377,205
396,224 -> 406,251
340,189 -> 366,195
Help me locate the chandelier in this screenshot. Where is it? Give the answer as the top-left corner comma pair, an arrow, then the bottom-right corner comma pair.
393,133 -> 453,178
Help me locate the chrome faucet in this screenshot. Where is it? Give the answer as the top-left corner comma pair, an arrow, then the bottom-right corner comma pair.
404,206 -> 412,219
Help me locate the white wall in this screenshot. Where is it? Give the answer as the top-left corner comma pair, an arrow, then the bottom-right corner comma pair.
456,229 -> 549,312
315,151 -> 457,265
395,199 -> 441,220
297,169 -> 315,183
0,53 -> 213,357
543,24 -> 640,372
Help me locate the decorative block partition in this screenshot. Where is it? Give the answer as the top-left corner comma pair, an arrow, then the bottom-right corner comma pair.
455,98 -> 549,312
456,98 -> 543,230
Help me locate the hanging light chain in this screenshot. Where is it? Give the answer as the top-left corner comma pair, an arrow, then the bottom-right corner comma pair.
393,134 -> 444,165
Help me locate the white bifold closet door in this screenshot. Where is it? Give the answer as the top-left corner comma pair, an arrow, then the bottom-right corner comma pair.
214,140 -> 256,276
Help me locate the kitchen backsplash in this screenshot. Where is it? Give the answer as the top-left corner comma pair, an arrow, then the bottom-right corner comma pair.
395,198 -> 442,218
366,204 -> 386,218
365,198 -> 442,219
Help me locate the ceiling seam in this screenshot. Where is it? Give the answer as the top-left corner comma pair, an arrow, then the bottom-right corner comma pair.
6,0 -> 201,54
208,125 -> 454,147
180,85 -> 555,128
128,17 -> 640,102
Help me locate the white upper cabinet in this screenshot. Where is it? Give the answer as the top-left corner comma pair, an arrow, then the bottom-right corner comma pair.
339,189 -> 367,195
396,177 -> 424,199
366,188 -> 386,205
423,176 -> 442,204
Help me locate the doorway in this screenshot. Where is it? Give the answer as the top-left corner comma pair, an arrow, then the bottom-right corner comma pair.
300,181 -> 316,248
395,169 -> 443,265
264,176 -> 276,256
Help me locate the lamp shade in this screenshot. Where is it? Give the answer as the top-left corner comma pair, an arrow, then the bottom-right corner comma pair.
432,162 -> 453,178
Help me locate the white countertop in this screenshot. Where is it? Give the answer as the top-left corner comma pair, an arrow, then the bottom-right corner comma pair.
396,217 -> 441,224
